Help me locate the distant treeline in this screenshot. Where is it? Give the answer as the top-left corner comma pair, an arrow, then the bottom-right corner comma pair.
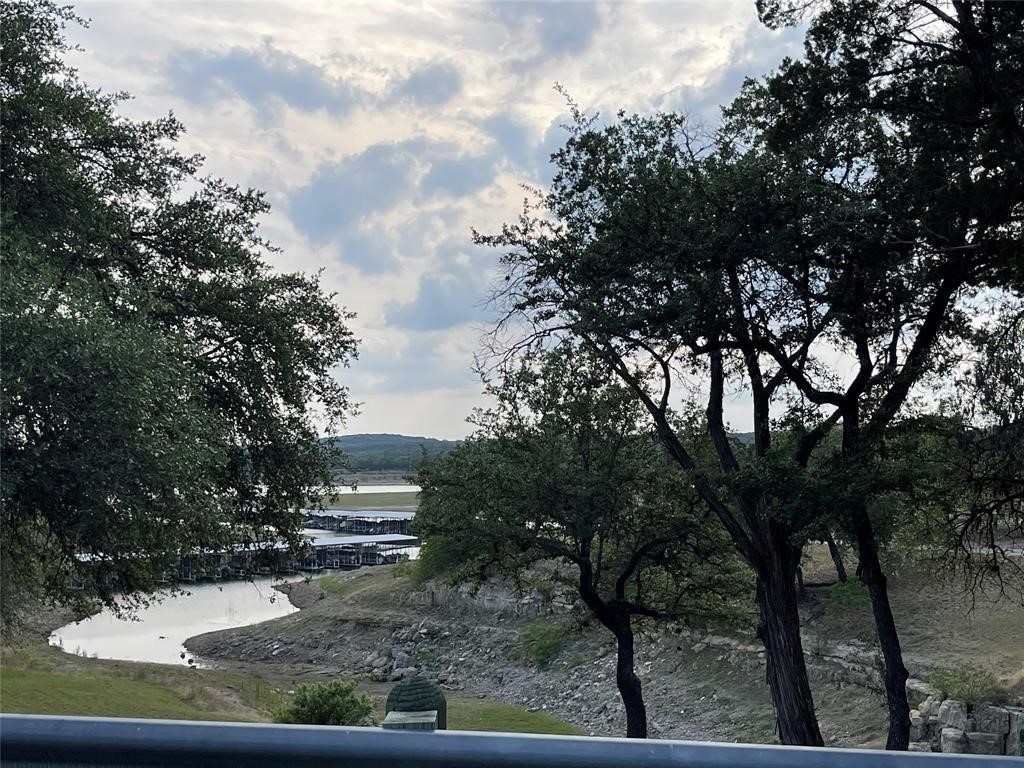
323,433 -> 461,473
325,432 -> 754,473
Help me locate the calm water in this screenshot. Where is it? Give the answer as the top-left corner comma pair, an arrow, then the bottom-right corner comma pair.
335,484 -> 419,494
49,578 -> 299,666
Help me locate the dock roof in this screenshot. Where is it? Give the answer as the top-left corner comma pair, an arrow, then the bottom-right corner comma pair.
302,509 -> 415,521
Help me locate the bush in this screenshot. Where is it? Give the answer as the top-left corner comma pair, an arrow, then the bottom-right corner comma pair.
272,679 -> 374,726
930,665 -> 1006,710
521,622 -> 570,668
822,580 -> 871,614
413,536 -> 464,584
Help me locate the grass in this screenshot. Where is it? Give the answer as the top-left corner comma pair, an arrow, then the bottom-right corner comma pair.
323,491 -> 418,509
319,572 -> 374,599
0,643 -> 283,722
2,641 -> 578,736
521,622 -> 571,669
0,667 -> 246,720
446,695 -> 583,735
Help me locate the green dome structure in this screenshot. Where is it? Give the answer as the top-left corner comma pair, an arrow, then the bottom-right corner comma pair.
385,676 -> 447,730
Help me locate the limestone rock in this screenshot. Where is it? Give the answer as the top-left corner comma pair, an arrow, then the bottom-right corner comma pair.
965,731 -> 1003,756
906,678 -> 939,708
908,741 -> 933,753
941,727 -> 967,754
938,699 -> 970,731
975,705 -> 1010,736
390,666 -> 418,682
910,710 -> 924,741
918,695 -> 937,717
393,651 -> 413,670
1006,708 -> 1024,756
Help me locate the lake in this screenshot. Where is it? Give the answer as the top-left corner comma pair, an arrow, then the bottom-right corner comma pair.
49,577 -> 299,666
334,484 -> 420,494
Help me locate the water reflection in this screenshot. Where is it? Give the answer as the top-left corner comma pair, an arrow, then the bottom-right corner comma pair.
49,577 -> 299,666
333,484 -> 419,494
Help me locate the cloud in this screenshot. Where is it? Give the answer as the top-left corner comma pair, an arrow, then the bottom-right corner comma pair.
656,21 -> 806,123
352,334 -> 479,395
337,231 -> 401,274
385,244 -> 495,331
387,61 -> 463,106
288,139 -> 432,242
493,1 -> 602,56
421,153 -> 497,198
166,42 -> 361,120
483,114 -> 534,168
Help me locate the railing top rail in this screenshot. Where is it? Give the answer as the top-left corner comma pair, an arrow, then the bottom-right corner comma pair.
0,714 -> 1016,768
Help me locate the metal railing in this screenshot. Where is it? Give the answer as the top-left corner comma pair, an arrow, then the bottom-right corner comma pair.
0,714 -> 1016,767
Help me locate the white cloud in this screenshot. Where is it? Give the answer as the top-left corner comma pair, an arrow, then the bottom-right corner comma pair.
65,0 -> 803,437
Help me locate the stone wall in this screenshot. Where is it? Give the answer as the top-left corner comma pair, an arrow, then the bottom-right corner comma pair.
905,680 -> 1023,755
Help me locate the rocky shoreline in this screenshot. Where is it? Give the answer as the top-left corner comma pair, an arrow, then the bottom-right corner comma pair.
184,568 -> 898,744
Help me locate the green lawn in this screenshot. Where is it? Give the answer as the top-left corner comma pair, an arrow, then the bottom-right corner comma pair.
2,644 -> 580,736
323,491 -> 418,509
0,644 -> 283,722
446,695 -> 583,735
0,667 -> 249,721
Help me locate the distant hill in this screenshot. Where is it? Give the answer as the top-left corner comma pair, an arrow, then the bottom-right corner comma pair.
324,433 -> 461,473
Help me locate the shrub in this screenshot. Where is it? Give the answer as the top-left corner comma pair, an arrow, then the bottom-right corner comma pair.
521,622 -> 570,668
822,580 -> 871,614
930,665 -> 1006,710
272,679 -> 374,726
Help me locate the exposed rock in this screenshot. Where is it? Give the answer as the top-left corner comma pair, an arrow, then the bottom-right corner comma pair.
906,678 -> 939,708
908,741 -> 933,752
938,699 -> 970,731
940,727 -> 967,754
910,710 -> 924,741
918,695 -> 938,717
964,731 -> 1003,756
372,655 -> 391,669
974,705 -> 1010,736
1006,708 -> 1024,757
390,666 -> 419,681
393,651 -> 413,670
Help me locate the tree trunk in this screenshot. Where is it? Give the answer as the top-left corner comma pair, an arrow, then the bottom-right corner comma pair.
611,617 -> 648,738
577,566 -> 648,739
856,518 -> 910,750
826,534 -> 848,582
755,540 -> 825,746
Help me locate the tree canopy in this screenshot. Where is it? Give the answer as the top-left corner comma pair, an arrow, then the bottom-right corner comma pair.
416,346 -> 748,737
475,0 -> 1022,748
0,1 -> 357,623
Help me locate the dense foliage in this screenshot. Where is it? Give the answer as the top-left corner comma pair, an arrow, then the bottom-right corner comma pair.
416,346 -> 749,737
273,679 -> 374,726
0,2 -> 357,623
325,434 -> 459,474
476,0 -> 1022,749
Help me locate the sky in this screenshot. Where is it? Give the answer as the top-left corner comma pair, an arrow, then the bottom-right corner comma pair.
67,1 -> 806,440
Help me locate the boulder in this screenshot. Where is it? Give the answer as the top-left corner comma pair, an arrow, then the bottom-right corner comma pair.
938,699 -> 971,731
940,727 -> 967,754
908,742 -> 933,753
390,666 -> 419,682
918,695 -> 937,717
372,655 -> 391,669
910,710 -> 924,742
393,651 -> 413,670
1007,708 -> 1024,756
906,678 -> 939,708
975,705 -> 1010,736
965,732 -> 1004,756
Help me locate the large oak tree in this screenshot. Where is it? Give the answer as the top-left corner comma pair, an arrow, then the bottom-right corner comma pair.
1,2 -> 357,624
